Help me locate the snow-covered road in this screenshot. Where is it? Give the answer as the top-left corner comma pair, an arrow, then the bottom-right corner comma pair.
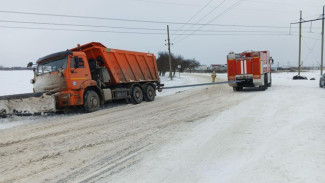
111,71 -> 325,183
0,70 -> 324,183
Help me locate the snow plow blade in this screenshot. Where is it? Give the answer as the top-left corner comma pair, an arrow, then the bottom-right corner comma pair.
0,92 -> 56,117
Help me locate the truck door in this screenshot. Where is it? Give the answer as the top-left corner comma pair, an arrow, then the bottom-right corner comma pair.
68,56 -> 91,90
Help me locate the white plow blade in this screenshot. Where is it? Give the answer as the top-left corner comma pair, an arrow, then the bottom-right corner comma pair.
0,93 -> 56,115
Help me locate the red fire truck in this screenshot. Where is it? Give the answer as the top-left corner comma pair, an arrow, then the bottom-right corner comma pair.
227,51 -> 274,91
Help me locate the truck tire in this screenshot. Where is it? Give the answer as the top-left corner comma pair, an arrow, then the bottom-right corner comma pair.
130,86 -> 143,104
320,80 -> 324,88
144,85 -> 156,102
268,74 -> 272,87
84,90 -> 100,112
233,86 -> 242,91
260,74 -> 268,90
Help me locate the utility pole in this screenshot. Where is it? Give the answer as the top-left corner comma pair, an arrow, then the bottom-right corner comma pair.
167,25 -> 173,80
292,7 -> 325,76
321,5 -> 324,75
298,10 -> 302,76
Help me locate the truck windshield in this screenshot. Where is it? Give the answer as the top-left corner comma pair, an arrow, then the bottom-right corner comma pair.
37,56 -> 67,75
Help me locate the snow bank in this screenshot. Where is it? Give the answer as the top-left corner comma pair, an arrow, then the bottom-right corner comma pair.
157,72 -> 211,97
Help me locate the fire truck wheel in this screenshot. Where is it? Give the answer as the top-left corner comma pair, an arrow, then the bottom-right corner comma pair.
260,74 -> 268,90
320,80 -> 324,88
268,74 -> 272,87
144,85 -> 156,102
233,87 -> 242,91
264,75 -> 269,89
130,86 -> 143,104
84,90 -> 100,112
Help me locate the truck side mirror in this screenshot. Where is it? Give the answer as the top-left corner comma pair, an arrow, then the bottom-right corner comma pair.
27,62 -> 33,68
270,58 -> 274,64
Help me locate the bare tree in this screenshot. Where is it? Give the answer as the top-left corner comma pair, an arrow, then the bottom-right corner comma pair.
156,52 -> 201,75
188,59 -> 200,73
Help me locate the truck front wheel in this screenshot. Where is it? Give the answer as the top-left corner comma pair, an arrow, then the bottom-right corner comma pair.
144,85 -> 156,102
130,86 -> 143,104
84,90 -> 100,112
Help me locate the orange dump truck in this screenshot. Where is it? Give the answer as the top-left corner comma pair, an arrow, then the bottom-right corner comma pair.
0,42 -> 163,116
227,51 -> 274,91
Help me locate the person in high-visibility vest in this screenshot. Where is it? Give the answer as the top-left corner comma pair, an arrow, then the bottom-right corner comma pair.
211,71 -> 217,82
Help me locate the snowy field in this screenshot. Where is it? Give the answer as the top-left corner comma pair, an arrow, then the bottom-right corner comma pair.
0,70 -> 34,96
1,70 -> 325,183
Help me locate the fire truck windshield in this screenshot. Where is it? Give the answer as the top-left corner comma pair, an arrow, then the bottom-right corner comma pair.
37,57 -> 67,75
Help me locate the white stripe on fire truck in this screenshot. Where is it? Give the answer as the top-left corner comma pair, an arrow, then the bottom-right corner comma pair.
241,61 -> 244,74
244,60 -> 247,74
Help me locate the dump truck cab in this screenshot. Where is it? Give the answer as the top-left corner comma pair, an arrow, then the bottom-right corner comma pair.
32,50 -> 95,109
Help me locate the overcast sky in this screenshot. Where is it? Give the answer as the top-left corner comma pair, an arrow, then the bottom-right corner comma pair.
0,0 -> 324,67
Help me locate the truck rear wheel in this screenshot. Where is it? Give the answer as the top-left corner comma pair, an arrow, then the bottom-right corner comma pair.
233,87 -> 242,91
259,74 -> 268,90
268,74 -> 272,87
130,86 -> 143,104
84,90 -> 100,112
144,85 -> 156,102
320,80 -> 324,88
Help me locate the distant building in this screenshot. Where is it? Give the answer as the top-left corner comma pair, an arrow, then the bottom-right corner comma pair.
209,64 -> 227,72
196,65 -> 208,71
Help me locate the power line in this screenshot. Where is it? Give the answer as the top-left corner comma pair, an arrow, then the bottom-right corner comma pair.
0,19 -> 304,33
175,0 -> 245,43
173,0 -> 228,41
1,19 -> 318,30
0,25 -> 296,36
245,0 -> 320,8
0,19 -> 165,31
173,0 -> 215,36
0,10 -> 297,29
0,25 -> 165,35
290,33 -> 321,40
130,0 -> 200,6
302,38 -> 319,62
291,18 -> 323,24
